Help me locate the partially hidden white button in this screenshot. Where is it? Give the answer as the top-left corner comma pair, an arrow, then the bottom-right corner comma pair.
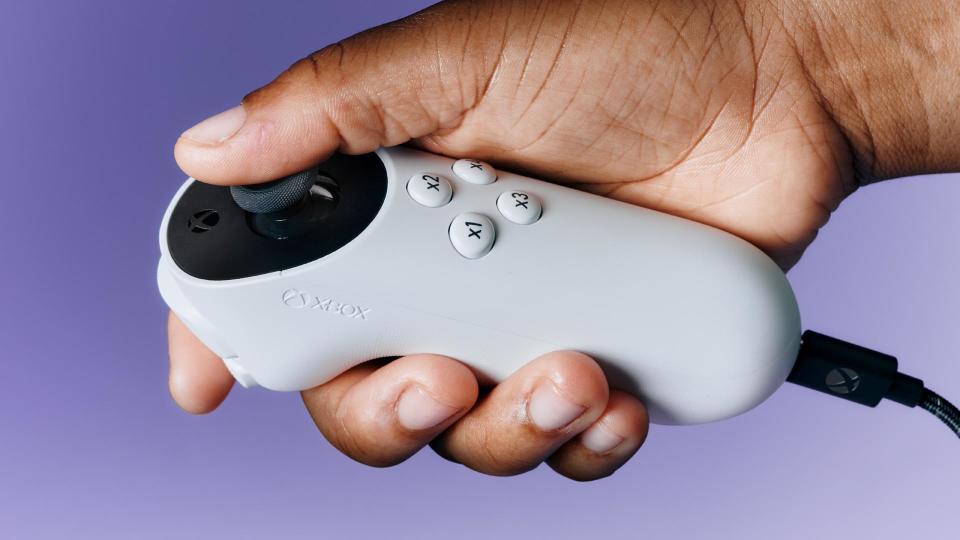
407,172 -> 453,207
222,357 -> 258,388
497,191 -> 542,225
452,159 -> 497,185
449,212 -> 495,259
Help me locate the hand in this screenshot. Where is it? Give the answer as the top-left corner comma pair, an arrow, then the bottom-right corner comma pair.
167,0 -> 960,480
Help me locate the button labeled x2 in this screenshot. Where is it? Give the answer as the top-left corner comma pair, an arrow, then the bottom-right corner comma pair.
407,172 -> 452,207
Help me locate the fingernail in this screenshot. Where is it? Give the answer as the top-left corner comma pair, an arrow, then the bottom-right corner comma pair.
581,422 -> 624,454
527,381 -> 585,431
181,105 -> 246,145
397,386 -> 458,431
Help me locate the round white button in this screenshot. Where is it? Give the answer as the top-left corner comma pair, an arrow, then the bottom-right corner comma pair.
497,191 -> 542,225
452,159 -> 497,185
407,172 -> 453,207
449,213 -> 495,259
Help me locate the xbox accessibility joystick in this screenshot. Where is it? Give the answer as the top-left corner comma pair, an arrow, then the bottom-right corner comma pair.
229,169 -> 341,240
157,148 -> 801,425
229,169 -> 318,214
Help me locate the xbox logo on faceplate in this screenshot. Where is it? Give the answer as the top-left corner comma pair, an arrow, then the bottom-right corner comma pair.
187,209 -> 220,233
281,289 -> 310,309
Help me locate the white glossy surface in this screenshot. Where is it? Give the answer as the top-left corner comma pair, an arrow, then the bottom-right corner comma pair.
158,147 -> 802,425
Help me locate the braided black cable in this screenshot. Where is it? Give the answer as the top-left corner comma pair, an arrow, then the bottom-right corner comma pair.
919,389 -> 960,438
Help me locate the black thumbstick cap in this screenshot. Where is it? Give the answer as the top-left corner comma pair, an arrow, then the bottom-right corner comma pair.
230,169 -> 317,213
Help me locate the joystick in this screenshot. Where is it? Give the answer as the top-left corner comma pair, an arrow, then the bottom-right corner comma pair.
229,169 -> 318,214
157,147 -> 802,425
227,169 -> 342,240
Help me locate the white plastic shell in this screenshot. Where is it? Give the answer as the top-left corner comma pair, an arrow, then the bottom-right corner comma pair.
158,147 -> 801,425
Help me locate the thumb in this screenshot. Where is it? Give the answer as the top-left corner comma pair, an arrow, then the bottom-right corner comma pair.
174,3 -> 497,185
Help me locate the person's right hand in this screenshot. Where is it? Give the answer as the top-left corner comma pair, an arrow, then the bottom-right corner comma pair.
166,0 -> 960,480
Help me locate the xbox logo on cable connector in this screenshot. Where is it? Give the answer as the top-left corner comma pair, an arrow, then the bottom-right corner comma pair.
825,367 -> 860,395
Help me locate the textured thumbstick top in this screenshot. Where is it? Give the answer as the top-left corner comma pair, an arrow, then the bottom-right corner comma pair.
230,169 -> 317,213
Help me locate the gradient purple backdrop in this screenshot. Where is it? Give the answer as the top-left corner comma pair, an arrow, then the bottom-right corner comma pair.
1,1 -> 957,538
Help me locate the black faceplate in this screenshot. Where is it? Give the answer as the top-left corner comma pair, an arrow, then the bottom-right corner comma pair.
166,152 -> 388,281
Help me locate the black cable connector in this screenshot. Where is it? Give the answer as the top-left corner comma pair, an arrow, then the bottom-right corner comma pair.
787,330 -> 960,439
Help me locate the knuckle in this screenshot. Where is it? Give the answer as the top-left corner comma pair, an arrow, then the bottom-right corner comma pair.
562,467 -> 615,483
303,42 -> 347,87
446,418 -> 537,477
310,398 -> 404,468
471,451 -> 536,477
242,42 -> 348,108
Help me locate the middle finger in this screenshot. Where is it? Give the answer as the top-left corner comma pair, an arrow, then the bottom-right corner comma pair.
431,351 -> 609,476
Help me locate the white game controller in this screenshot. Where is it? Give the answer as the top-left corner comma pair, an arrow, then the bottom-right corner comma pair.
158,147 -> 801,425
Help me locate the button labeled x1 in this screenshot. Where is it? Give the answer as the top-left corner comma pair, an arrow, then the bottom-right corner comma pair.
449,212 -> 495,259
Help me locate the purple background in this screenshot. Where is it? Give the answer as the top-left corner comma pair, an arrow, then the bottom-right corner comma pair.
2,1 -> 957,538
